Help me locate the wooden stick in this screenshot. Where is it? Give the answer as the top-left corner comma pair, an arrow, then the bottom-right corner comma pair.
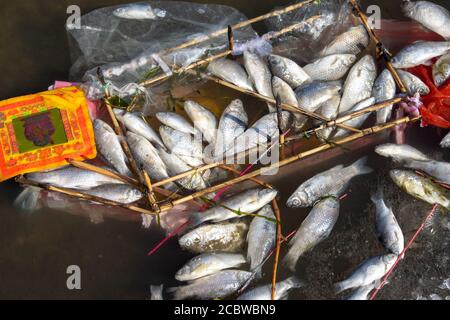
349,0 -> 407,93
227,25 -> 235,58
271,199 -> 282,301
156,116 -> 420,213
16,177 -> 156,216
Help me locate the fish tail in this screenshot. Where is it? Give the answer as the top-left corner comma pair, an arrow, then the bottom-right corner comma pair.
14,187 -> 42,212
283,250 -> 300,272
370,186 -> 384,205
334,280 -> 351,294
350,156 -> 373,176
284,276 -> 304,289
150,284 -> 164,300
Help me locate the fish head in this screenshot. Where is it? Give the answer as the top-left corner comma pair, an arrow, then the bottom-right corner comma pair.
179,230 -> 202,249
374,144 -> 392,158
126,187 -> 143,203
286,192 -> 308,208
174,263 -> 194,281
258,188 -> 278,204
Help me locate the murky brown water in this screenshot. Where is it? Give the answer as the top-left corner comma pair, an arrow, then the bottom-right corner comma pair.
0,0 -> 449,300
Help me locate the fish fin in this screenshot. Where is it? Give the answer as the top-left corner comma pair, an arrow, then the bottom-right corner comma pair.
351,156 -> 373,175
14,187 -> 42,212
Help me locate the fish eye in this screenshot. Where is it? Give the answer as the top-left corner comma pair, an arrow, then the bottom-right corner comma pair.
291,198 -> 300,207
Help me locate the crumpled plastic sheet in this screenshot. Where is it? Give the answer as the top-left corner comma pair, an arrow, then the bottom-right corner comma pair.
67,1 -> 257,113
266,0 -> 356,64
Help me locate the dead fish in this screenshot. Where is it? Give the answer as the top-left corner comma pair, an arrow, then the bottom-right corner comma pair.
187,188 -> 278,229
441,132 -> 450,148
113,3 -> 165,20
372,69 -> 397,124
155,112 -> 196,135
397,69 -> 430,95
150,285 -> 164,300
294,81 -> 342,130
247,205 -> 276,275
390,170 -> 450,210
268,54 -> 311,88
287,157 -> 373,208
83,184 -> 142,204
391,41 -> 450,69
126,132 -> 177,190
345,281 -> 377,300
115,112 -> 165,149
303,54 -> 357,81
237,276 -> 303,300
226,111 -> 291,157
184,100 -> 217,144
179,221 -> 249,254
333,97 -> 376,138
207,58 -> 254,91
157,149 -> 207,191
170,270 -> 252,300
433,53 -> 450,87
320,25 -> 370,56
94,119 -> 132,177
340,55 -> 377,113
244,51 -> 274,111
284,197 -> 340,271
375,143 -> 430,162
371,189 -> 405,255
175,253 -> 246,282
335,254 -> 397,293
159,125 -> 203,159
213,99 -> 248,157
402,1 -> 450,40
402,159 -> 450,185
25,166 -> 124,190
314,95 -> 341,141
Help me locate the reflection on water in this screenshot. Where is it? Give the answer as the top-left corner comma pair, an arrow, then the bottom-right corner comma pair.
0,0 -> 449,299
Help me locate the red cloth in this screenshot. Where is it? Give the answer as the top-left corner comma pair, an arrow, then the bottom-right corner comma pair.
407,65 -> 450,129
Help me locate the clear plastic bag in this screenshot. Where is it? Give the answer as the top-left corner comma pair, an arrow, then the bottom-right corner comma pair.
67,1 -> 257,113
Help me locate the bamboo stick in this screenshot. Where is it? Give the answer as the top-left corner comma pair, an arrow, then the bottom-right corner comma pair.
156,116 -> 420,213
349,0 -> 407,93
16,177 -> 156,216
218,164 -> 274,189
271,199 -> 282,301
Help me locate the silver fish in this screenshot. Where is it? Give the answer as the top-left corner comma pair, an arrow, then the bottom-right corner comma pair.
403,159 -> 450,185
345,281 -> 377,300
284,197 -> 340,271
371,189 -> 404,255
303,54 -> 357,81
94,119 -> 132,177
157,149 -> 207,191
237,276 -> 303,300
390,170 -> 450,210
335,254 -> 397,293
159,125 -> 203,159
287,157 -> 373,208
115,112 -> 165,149
226,111 -> 291,157
113,4 -> 164,20
207,58 -> 254,91
375,143 -> 430,162
372,69 -> 397,124
320,25 -> 370,56
187,188 -> 278,229
150,285 -> 164,300
315,95 -> 341,141
170,270 -> 252,300
333,97 -> 376,138
294,81 -> 342,130
184,100 -> 217,144
213,99 -> 248,157
397,69 -> 430,95
247,205 -> 276,274
155,112 -> 196,135
441,132 -> 450,148
402,1 -> 450,40
179,221 -> 249,254
340,55 -> 377,113
272,76 -> 305,132
244,51 -> 275,111
175,253 -> 246,282
83,184 -> 142,204
433,53 -> 450,87
391,41 -> 450,69
126,132 -> 174,185
268,54 -> 311,88
25,166 -> 124,190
